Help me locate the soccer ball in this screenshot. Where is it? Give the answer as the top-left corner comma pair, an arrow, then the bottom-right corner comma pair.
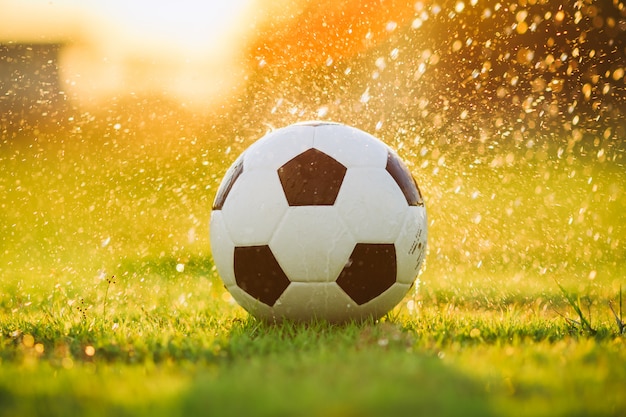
210,121 -> 427,322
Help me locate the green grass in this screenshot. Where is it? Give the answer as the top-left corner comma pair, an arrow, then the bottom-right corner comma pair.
1,123 -> 625,416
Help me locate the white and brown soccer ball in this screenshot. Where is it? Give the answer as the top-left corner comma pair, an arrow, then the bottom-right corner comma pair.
210,121 -> 427,323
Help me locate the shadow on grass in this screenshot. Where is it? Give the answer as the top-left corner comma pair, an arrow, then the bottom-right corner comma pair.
177,320 -> 496,417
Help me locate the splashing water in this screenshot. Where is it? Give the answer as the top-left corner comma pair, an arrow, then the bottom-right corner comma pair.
0,0 -> 624,308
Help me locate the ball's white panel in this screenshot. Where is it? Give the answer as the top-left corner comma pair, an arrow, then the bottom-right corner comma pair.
294,121 -> 341,127
226,284 -> 276,320
335,167 -> 409,243
273,282 -> 358,322
395,206 -> 428,285
244,125 -> 315,171
312,124 -> 388,168
229,281 -> 411,323
357,282 -> 412,316
270,207 -> 355,283
209,211 -> 236,287
221,170 -> 288,245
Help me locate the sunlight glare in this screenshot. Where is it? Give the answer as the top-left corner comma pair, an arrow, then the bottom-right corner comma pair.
63,0 -> 255,108
97,0 -> 252,55
79,0 -> 251,107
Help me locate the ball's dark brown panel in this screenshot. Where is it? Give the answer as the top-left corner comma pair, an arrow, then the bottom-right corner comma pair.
385,152 -> 424,206
234,245 -> 291,306
212,156 -> 244,210
278,148 -> 347,206
337,243 -> 397,305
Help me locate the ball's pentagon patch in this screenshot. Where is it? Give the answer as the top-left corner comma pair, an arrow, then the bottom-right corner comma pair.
278,148 -> 347,206
233,245 -> 290,306
385,151 -> 424,207
336,243 -> 397,305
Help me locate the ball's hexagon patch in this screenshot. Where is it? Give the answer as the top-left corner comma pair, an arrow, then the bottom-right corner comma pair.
221,170 -> 289,245
269,206 -> 355,283
233,245 -> 291,306
278,148 -> 347,206
334,167 -> 409,243
385,151 -> 424,207
336,243 -> 397,305
212,155 -> 244,210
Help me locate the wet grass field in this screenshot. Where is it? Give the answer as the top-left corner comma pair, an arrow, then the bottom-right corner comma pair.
1,121 -> 625,416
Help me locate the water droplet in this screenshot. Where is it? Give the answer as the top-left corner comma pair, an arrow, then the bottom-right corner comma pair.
360,88 -> 371,103
385,21 -> 397,32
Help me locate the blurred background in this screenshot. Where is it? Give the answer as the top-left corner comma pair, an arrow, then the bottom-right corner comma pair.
1,0 -> 625,305
2,0 -> 624,136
